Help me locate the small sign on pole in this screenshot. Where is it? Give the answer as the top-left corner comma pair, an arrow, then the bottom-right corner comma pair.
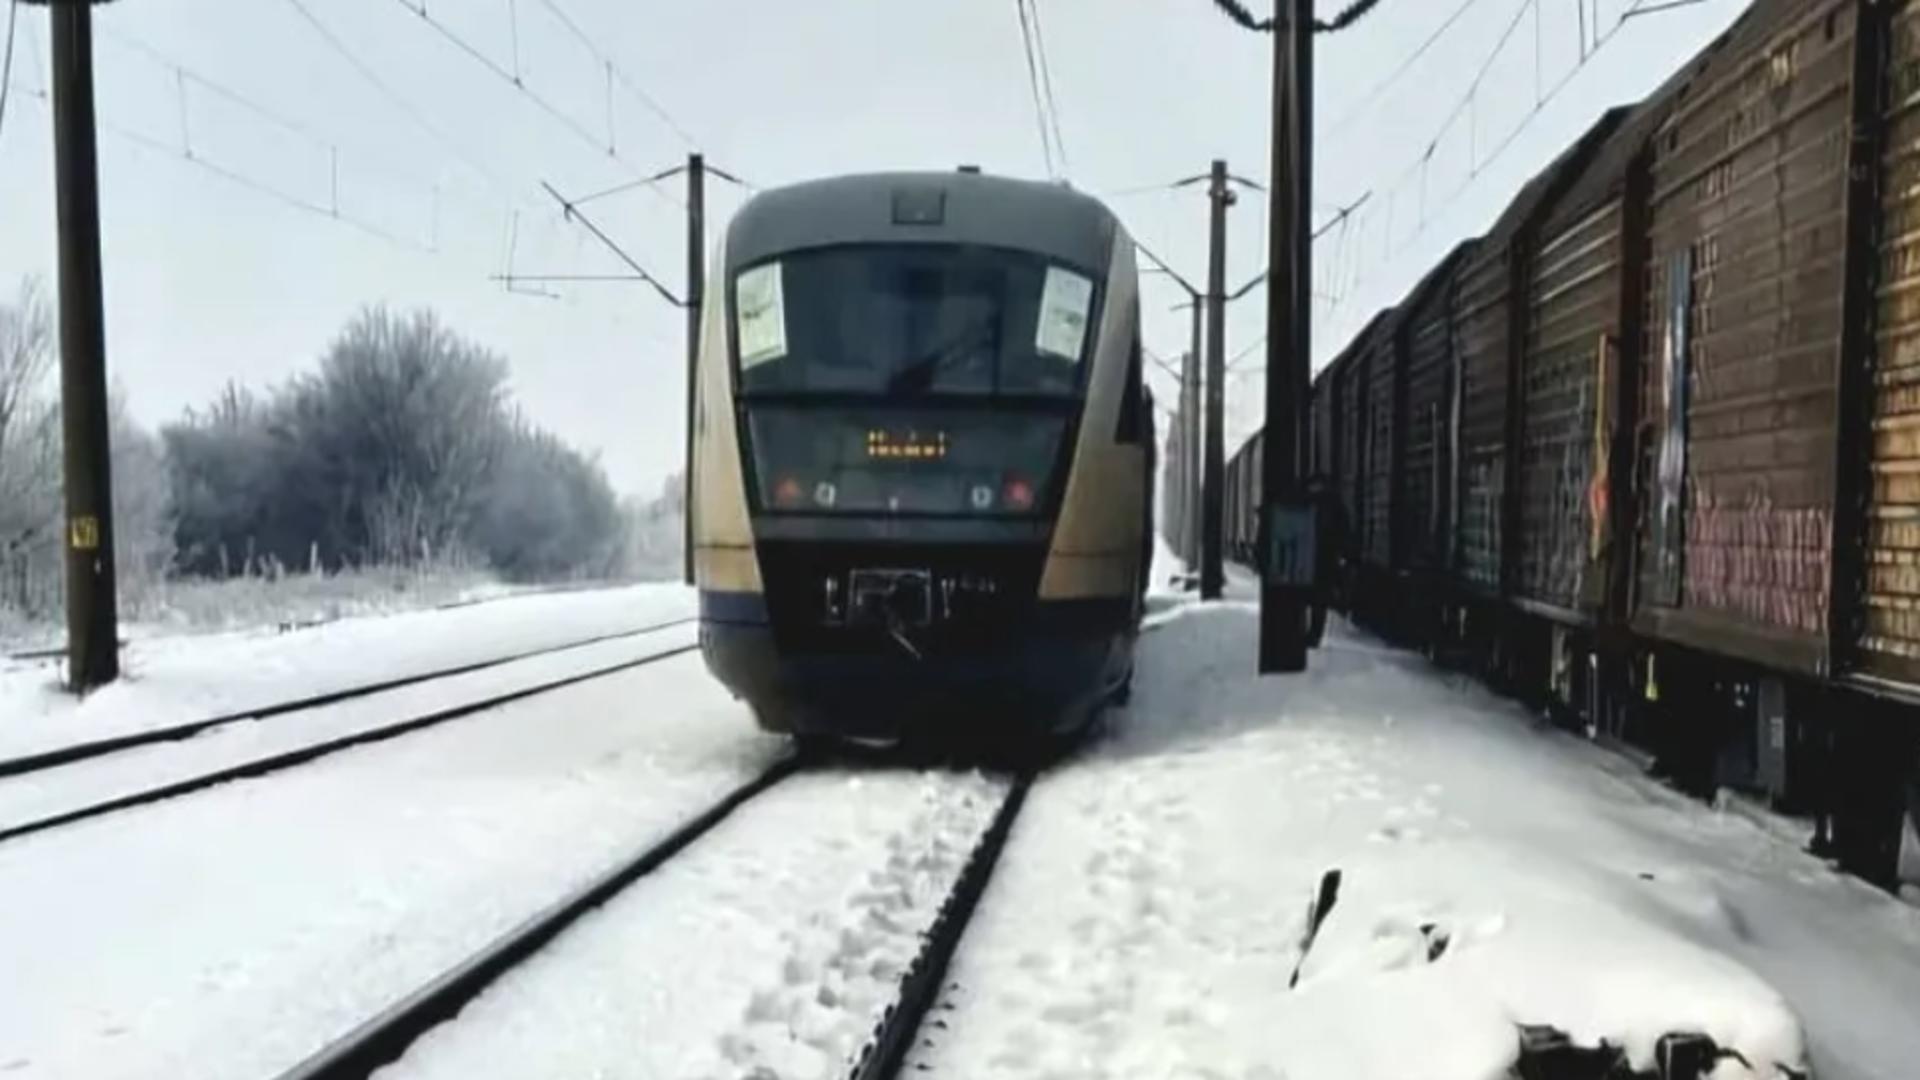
1262,502 -> 1316,588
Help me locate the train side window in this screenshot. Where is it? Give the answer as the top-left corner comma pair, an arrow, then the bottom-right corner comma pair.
1116,325 -> 1146,445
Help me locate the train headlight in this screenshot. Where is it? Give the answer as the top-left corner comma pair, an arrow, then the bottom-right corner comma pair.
813,481 -> 838,508
969,484 -> 994,511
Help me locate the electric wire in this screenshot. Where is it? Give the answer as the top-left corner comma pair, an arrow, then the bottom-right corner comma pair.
5,82 -> 428,252
1012,0 -> 1057,176
1324,0 -> 1487,139
531,0 -> 699,149
280,0 -> 516,196
0,0 -> 19,145
385,0 -> 682,205
1026,0 -> 1070,175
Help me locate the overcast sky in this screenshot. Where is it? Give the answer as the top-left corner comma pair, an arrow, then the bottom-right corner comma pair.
0,0 -> 1747,494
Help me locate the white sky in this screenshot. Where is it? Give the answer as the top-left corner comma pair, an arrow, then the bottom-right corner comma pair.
0,0 -> 1748,493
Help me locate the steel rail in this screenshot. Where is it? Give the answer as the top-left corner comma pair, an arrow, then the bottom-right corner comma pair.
847,769 -> 1036,1080
0,639 -> 699,846
272,754 -> 805,1080
0,617 -> 695,779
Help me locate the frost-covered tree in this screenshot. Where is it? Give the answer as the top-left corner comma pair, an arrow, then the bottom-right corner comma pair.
0,279 -> 60,616
165,306 -> 627,583
0,278 -> 175,621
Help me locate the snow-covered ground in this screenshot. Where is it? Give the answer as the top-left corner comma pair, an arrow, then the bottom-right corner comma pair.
915,600 -> 1920,1080
0,652 -> 781,1080
0,582 -> 692,761
380,768 -> 1007,1080
5,562 -> 1919,1080
0,624 -> 694,835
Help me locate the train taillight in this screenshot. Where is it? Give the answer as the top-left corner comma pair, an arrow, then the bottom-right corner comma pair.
1004,475 -> 1034,511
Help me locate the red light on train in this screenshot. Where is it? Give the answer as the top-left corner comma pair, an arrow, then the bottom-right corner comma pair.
1004,475 -> 1035,511
774,476 -> 803,506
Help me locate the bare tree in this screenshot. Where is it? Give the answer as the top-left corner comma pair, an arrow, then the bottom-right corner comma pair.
0,279 -> 60,616
0,277 -> 52,480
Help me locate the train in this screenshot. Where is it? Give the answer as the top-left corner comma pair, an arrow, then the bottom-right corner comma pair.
1217,0 -> 1920,889
691,169 -> 1155,744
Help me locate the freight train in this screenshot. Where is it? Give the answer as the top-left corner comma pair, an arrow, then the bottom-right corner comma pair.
1218,0 -> 1920,888
692,170 -> 1154,744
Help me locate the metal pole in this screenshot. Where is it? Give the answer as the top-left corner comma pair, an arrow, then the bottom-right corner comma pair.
683,153 -> 704,585
48,0 -> 119,691
1186,301 -> 1203,566
1167,299 -> 1198,564
1201,159 -> 1231,600
1258,0 -> 1312,673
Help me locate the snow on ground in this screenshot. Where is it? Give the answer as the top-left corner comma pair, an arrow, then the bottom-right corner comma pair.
0,582 -> 693,761
0,565 -> 509,653
0,624 -> 694,834
916,602 -> 1920,1080
0,652 -> 781,1080
380,767 -> 1007,1080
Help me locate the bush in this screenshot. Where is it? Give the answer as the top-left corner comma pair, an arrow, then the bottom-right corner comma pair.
164,306 -> 627,583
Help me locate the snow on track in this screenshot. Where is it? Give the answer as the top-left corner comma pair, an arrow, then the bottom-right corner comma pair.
378,767 -> 1008,1080
0,626 -> 694,836
910,602 -> 1920,1080
0,652 -> 782,1080
0,583 -> 693,762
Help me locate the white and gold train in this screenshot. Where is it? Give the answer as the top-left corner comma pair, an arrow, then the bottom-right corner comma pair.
692,169 -> 1154,742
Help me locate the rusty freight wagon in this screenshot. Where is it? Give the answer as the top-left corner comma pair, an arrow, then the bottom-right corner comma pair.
1203,0 -> 1920,890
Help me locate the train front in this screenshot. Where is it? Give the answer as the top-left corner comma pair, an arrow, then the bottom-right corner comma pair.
692,171 -> 1149,741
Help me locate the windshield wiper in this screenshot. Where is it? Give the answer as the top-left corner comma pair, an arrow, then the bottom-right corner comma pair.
886,317 -> 1001,394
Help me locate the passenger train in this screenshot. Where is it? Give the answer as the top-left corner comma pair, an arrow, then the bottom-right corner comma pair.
691,170 -> 1154,743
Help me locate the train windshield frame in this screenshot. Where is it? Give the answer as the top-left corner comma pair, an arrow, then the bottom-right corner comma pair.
728,243 -> 1102,401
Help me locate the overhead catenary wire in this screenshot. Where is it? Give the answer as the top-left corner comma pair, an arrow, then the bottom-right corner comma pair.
4,82 -> 430,253
386,0 -> 683,206
1390,0 -> 1696,247
1012,0 -> 1057,177
95,25 -> 437,196
0,0 -> 18,146
1025,0 -> 1070,176
530,0 -> 700,150
0,0 -> 20,148
280,0 -> 517,197
1324,0 -> 1488,140
1323,0 -> 1714,337
1143,345 -> 1186,382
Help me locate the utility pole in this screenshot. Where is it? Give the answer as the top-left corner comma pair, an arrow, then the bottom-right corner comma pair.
40,0 -> 119,691
1171,301 -> 1204,567
1258,0 -> 1314,673
684,153 -> 705,585
1201,159 -> 1233,600
1185,302 -> 1203,568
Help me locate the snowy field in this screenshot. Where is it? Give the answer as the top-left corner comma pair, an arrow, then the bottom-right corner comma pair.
0,582 -> 693,761
2,573 -> 1918,1079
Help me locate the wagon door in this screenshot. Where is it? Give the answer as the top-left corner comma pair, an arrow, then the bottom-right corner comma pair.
1860,0 -> 1920,679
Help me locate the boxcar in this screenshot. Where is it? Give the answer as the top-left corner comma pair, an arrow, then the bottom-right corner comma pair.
1201,0 -> 1920,889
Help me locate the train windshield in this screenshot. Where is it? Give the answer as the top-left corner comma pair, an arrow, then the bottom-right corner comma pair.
732,245 -> 1097,398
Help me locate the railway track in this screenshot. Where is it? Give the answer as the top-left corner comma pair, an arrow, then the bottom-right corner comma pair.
268,757 -> 1038,1080
849,770 -> 1033,1080
0,629 -> 699,845
0,616 -> 696,780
